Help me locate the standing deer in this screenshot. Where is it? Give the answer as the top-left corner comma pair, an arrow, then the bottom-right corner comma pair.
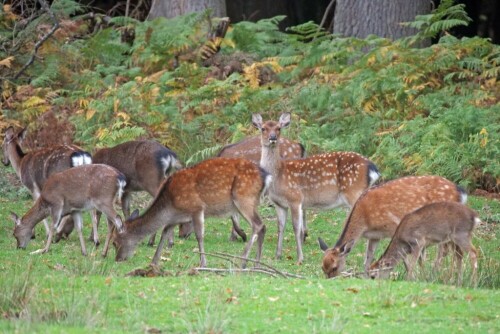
10,164 -> 126,256
112,157 -> 271,268
89,140 -> 182,246
253,113 -> 380,264
218,133 -> 306,242
318,176 -> 468,278
2,126 -> 92,238
369,202 -> 479,285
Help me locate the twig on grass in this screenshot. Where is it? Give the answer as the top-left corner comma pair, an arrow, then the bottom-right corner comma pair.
193,267 -> 278,278
195,251 -> 305,279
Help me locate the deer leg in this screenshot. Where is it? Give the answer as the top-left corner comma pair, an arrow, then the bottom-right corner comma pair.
101,220 -> 114,258
290,204 -> 304,264
469,245 -> 478,286
72,212 -> 87,256
453,244 -> 464,285
90,210 -> 100,247
31,207 -> 60,255
121,191 -> 132,219
151,225 -> 174,266
404,244 -> 423,280
229,214 -> 247,242
274,205 -> 288,260
192,211 -> 206,268
302,210 -> 308,242
364,239 -> 380,273
239,210 -> 265,269
89,210 -> 102,242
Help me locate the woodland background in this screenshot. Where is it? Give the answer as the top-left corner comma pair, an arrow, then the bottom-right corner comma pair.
0,0 -> 499,196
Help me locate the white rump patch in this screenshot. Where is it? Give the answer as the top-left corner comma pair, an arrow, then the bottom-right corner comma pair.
460,192 -> 468,204
473,217 -> 481,227
83,155 -> 92,165
72,155 -> 83,166
117,178 -> 127,202
369,169 -> 381,186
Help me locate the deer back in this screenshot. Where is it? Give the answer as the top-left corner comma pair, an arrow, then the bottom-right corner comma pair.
370,202 -> 479,275
336,175 -> 467,247
3,126 -> 91,195
92,140 -> 181,195
122,157 -> 270,235
218,135 -> 305,165
271,152 -> 379,209
391,201 -> 479,246
41,164 -> 126,210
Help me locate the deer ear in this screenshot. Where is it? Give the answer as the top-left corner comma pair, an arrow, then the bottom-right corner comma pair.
18,128 -> 27,141
129,209 -> 140,220
318,237 -> 329,252
279,112 -> 291,128
5,127 -> 15,140
339,240 -> 354,255
10,211 -> 20,226
251,114 -> 263,130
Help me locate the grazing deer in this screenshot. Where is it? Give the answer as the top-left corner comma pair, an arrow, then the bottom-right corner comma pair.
318,176 -> 468,278
2,126 -> 92,237
253,113 -> 380,264
88,140 -> 182,246
369,202 -> 479,285
10,164 -> 126,256
218,134 -> 306,242
112,157 -> 271,268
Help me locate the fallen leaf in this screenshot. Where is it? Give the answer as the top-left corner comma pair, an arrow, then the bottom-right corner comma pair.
268,296 -> 280,302
346,287 -> 359,294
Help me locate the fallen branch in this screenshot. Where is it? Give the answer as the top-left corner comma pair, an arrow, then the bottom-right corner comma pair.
14,0 -> 59,80
196,251 -> 305,279
193,267 -> 278,278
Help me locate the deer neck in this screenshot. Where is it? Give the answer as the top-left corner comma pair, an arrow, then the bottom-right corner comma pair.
334,209 -> 365,251
380,238 -> 409,266
7,141 -> 24,179
22,199 -> 49,229
125,195 -> 173,239
260,143 -> 282,180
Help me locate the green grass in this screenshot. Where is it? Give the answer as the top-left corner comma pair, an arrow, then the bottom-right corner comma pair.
0,189 -> 498,333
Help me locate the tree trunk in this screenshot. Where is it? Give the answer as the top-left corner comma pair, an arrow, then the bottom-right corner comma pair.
148,0 -> 227,20
333,0 -> 431,40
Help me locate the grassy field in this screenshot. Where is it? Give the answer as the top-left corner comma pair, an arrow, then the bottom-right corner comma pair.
0,170 -> 499,333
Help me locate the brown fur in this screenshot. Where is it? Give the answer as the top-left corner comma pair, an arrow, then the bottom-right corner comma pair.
218,134 -> 305,242
319,176 -> 467,278
113,158 -> 270,268
11,164 -> 125,256
369,202 -> 479,284
254,113 -> 379,264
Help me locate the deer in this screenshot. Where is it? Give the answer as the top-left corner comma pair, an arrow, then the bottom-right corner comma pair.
369,202 -> 479,285
72,140 -> 182,247
217,132 -> 306,242
112,157 -> 271,268
10,164 -> 126,256
253,112 -> 380,264
2,126 -> 92,239
318,175 -> 468,278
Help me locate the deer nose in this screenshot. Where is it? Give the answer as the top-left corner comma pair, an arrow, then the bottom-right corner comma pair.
269,134 -> 278,143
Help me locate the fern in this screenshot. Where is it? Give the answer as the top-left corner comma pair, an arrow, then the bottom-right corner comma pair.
401,0 -> 472,46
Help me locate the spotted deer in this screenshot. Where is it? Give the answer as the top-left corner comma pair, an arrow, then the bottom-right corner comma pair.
112,158 -> 271,268
217,134 -> 306,242
2,126 -> 92,238
369,202 -> 479,285
10,164 -> 126,256
318,176 -> 468,278
253,113 -> 380,264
